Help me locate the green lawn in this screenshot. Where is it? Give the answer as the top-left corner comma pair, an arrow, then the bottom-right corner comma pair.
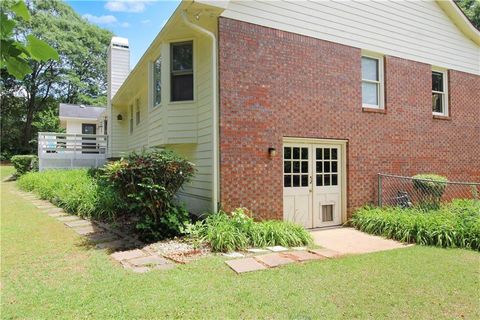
1,166 -> 479,319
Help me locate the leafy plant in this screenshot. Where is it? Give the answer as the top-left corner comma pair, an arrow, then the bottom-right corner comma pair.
350,200 -> 480,250
10,155 -> 38,175
102,149 -> 196,241
185,208 -> 312,252
413,174 -> 448,210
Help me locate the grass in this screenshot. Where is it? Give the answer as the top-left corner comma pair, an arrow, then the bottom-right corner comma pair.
351,201 -> 480,250
1,166 -> 480,319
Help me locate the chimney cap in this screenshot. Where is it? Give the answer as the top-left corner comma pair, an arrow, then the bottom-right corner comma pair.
111,37 -> 129,47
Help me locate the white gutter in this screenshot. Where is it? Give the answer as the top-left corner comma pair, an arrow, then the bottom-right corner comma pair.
181,11 -> 219,213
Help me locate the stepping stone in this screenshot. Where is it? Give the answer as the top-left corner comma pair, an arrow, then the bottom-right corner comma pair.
128,256 -> 171,267
43,207 -> 64,214
96,239 -> 129,251
111,249 -> 146,262
282,251 -> 325,262
73,226 -> 98,235
266,246 -> 289,252
309,248 -> 342,259
130,266 -> 151,273
222,252 -> 245,258
291,247 -> 308,251
86,232 -> 117,243
57,215 -> 81,222
254,253 -> 295,268
225,257 -> 267,274
48,212 -> 67,217
64,220 -> 92,228
247,248 -> 269,253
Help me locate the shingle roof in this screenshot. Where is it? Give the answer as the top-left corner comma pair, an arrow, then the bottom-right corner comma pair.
59,103 -> 106,120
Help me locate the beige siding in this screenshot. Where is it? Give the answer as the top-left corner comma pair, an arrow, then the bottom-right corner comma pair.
221,0 -> 480,75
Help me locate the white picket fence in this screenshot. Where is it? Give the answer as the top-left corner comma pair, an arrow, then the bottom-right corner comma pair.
38,132 -> 108,171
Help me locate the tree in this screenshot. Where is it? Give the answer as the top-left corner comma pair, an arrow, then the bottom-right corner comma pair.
1,0 -> 112,153
456,0 -> 480,29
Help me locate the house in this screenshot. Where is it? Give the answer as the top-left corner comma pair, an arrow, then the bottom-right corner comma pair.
59,103 -> 107,136
106,0 -> 480,228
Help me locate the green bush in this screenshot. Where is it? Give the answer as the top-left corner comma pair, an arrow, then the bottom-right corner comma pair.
350,200 -> 480,250
413,174 -> 448,210
102,149 -> 196,241
185,208 -> 313,252
17,169 -> 120,220
11,155 -> 38,175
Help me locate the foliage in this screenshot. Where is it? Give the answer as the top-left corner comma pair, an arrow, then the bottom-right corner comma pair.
185,208 -> 312,252
1,0 -> 112,153
0,0 -> 58,79
10,154 -> 37,175
350,200 -> 480,250
102,149 -> 195,241
456,0 -> 480,29
412,174 -> 448,210
17,169 -> 120,220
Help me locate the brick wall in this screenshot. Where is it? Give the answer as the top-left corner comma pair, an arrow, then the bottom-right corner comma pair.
218,17 -> 480,220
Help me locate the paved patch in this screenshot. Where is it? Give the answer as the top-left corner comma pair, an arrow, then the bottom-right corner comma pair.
283,251 -> 325,262
64,220 -> 93,228
56,215 -> 81,222
111,249 -> 146,262
311,227 -> 411,255
128,255 -> 171,267
247,248 -> 269,253
73,226 -> 99,235
225,257 -> 268,273
266,246 -> 289,252
222,252 -> 245,258
254,253 -> 295,267
308,248 -> 342,259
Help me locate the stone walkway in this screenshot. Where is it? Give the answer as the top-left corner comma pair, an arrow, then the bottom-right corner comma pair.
14,190 -> 175,273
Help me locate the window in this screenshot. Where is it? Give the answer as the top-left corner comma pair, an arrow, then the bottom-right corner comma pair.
171,41 -> 193,102
152,57 -> 161,107
135,98 -> 140,126
129,104 -> 133,134
432,69 -> 448,116
361,55 -> 384,109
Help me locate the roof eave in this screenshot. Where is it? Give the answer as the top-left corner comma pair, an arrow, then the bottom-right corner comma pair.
437,0 -> 480,46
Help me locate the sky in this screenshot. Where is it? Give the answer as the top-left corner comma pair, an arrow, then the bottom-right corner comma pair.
67,0 -> 181,69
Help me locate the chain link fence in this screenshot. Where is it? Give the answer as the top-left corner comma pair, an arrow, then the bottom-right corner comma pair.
378,173 -> 480,210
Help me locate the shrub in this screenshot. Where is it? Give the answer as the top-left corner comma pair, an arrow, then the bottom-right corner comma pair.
186,208 -> 313,252
11,155 -> 38,175
350,200 -> 480,250
413,174 -> 448,210
17,169 -> 120,220
102,149 -> 196,241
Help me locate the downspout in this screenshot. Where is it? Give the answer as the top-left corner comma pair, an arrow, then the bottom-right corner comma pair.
181,11 -> 219,213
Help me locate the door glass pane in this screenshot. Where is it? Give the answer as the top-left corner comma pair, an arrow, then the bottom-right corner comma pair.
316,175 -> 323,186
293,175 -> 300,187
284,175 -> 291,187
293,147 -> 300,159
322,205 -> 334,222
301,175 -> 308,187
301,148 -> 308,159
316,161 -> 322,173
284,161 -> 291,173
293,161 -> 300,173
284,147 -> 291,159
324,174 -> 331,186
332,174 -> 338,186
362,57 -> 378,81
301,161 -> 308,173
362,82 -> 378,106
324,161 -> 330,173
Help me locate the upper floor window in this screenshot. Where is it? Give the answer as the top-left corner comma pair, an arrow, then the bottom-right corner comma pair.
135,98 -> 140,126
171,41 -> 193,102
152,57 -> 162,107
432,68 -> 448,116
129,104 -> 133,135
361,55 -> 384,109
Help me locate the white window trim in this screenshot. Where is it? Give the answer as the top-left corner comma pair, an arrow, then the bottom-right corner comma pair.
432,67 -> 449,117
361,52 -> 385,109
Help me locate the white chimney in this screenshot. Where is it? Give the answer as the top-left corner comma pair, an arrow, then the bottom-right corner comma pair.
107,37 -> 130,102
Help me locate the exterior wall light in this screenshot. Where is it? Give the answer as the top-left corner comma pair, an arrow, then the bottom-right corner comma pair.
268,147 -> 277,157
117,114 -> 123,121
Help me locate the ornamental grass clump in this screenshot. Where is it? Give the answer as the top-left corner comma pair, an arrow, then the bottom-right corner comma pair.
186,208 -> 312,252
350,199 -> 480,250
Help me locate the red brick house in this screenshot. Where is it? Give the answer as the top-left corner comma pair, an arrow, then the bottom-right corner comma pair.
107,0 -> 480,228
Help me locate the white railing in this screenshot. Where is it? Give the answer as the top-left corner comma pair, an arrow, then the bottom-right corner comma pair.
38,132 -> 108,170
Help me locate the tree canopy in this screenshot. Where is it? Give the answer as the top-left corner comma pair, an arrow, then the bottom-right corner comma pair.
456,0 -> 480,29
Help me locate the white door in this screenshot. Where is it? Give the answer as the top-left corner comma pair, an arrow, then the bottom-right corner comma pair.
283,141 -> 344,228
